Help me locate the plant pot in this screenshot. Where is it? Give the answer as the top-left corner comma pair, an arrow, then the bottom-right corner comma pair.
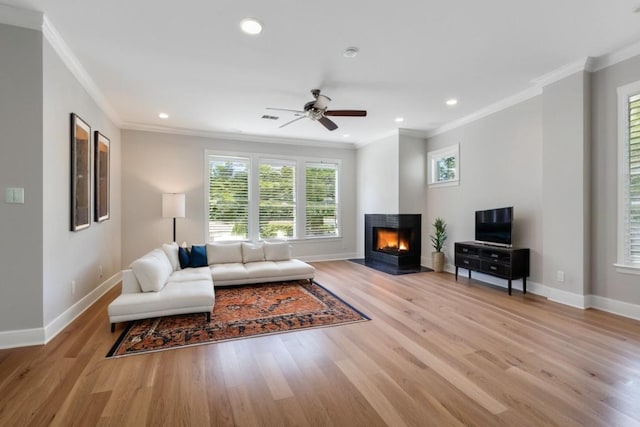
432,251 -> 445,272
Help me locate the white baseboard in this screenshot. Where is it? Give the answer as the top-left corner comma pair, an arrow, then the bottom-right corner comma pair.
588,295 -> 640,321
298,252 -> 359,262
0,272 -> 121,350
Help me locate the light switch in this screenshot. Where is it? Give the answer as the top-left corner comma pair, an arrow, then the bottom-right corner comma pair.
4,187 -> 24,204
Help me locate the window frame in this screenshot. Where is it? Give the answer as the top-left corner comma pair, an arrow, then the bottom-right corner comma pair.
304,161 -> 340,239
204,150 -> 342,243
615,80 -> 640,275
427,143 -> 460,187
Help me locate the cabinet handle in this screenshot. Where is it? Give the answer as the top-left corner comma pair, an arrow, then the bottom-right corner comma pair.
491,254 -> 499,258
490,266 -> 497,271
463,260 -> 469,265
463,248 -> 468,253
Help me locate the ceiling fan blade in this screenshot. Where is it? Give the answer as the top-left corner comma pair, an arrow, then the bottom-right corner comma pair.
318,117 -> 338,131
324,110 -> 367,117
267,107 -> 306,114
313,94 -> 331,110
279,115 -> 306,128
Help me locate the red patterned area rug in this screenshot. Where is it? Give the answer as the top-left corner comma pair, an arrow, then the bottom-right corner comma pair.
106,280 -> 369,358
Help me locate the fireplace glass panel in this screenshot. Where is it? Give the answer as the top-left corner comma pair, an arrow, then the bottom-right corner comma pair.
373,227 -> 411,256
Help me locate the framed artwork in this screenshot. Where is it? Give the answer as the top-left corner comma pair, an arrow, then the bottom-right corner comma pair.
428,143 -> 460,187
94,131 -> 110,222
70,113 -> 91,231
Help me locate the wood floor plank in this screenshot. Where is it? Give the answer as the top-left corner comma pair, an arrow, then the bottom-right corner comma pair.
1,261 -> 640,426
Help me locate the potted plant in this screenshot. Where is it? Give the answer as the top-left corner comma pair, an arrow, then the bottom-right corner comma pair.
430,217 -> 447,272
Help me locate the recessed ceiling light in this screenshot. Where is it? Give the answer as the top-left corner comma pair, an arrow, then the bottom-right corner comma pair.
394,117 -> 404,123
446,98 -> 458,106
240,18 -> 263,35
158,112 -> 169,119
343,134 -> 350,138
343,47 -> 359,58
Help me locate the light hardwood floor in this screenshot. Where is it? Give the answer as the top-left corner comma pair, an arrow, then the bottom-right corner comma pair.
2,260 -> 640,426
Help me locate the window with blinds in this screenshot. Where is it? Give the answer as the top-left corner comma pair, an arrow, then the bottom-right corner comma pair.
207,156 -> 249,241
305,162 -> 339,237
259,160 -> 296,239
628,94 -> 640,263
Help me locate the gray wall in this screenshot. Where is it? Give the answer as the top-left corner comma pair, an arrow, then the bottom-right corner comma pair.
42,39 -> 122,326
426,97 -> 544,281
541,72 -> 591,297
121,130 -> 357,266
592,55 -> 640,305
0,23 -> 44,330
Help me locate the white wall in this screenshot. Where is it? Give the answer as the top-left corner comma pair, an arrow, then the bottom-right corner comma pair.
0,23 -> 44,331
541,71 -> 590,297
121,130 -> 358,266
592,55 -> 640,305
426,97 -> 543,281
42,39 -> 122,327
355,132 -> 400,255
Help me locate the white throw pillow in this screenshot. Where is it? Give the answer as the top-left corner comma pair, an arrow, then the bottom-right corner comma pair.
130,248 -> 173,292
263,241 -> 292,261
206,242 -> 243,264
161,242 -> 181,271
242,242 -> 265,263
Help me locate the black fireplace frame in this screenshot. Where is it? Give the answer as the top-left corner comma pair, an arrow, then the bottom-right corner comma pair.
365,214 -> 421,268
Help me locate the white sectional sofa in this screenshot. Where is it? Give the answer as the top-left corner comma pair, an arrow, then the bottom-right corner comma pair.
108,241 -> 315,331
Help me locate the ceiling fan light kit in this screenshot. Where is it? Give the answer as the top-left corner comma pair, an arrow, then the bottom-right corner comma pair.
267,89 -> 367,131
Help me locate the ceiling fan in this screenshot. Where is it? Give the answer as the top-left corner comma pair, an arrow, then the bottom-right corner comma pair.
267,89 -> 367,131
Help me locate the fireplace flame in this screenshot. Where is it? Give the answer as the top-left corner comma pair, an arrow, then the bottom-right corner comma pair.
376,229 -> 409,253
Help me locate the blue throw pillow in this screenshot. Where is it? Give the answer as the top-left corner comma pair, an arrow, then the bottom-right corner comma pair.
178,246 -> 191,269
189,245 -> 208,268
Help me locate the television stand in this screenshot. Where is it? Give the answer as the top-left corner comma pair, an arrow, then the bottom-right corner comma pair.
454,241 -> 530,295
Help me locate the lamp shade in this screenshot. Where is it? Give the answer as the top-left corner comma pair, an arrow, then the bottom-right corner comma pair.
162,193 -> 185,218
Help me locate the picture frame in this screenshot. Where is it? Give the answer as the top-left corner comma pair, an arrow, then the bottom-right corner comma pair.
94,131 -> 110,222
427,143 -> 460,187
70,113 -> 91,231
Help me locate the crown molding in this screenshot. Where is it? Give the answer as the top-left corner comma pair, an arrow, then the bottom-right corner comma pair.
427,86 -> 542,138
591,39 -> 640,71
398,128 -> 429,139
0,3 -> 42,30
531,57 -> 594,87
42,17 -> 122,127
121,122 -> 357,150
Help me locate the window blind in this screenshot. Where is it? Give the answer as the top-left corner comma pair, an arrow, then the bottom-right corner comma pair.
207,157 -> 249,241
305,162 -> 339,237
629,94 -> 640,262
259,160 -> 296,239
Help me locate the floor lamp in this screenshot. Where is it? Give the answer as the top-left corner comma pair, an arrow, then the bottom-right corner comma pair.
162,193 -> 185,242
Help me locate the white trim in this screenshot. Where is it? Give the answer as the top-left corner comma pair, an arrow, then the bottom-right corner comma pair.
428,87 -> 542,137
592,39 -> 640,72
41,17 -> 122,127
545,287 -> 588,309
614,263 -> 640,276
125,122 -> 357,150
297,252 -> 358,263
0,272 -> 121,349
427,143 -> 459,187
0,4 -> 42,30
588,295 -> 640,322
531,57 -> 593,87
43,271 -> 121,343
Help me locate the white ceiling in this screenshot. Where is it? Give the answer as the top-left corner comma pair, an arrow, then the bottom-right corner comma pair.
4,0 -> 640,145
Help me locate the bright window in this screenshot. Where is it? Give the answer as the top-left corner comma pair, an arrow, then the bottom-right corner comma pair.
428,144 -> 459,187
305,162 -> 339,237
259,159 -> 296,239
207,156 -> 250,241
616,81 -> 640,273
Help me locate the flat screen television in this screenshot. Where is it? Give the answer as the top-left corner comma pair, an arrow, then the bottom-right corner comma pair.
475,206 -> 513,247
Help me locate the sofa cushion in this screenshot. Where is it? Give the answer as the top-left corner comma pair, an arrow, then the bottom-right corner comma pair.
178,246 -> 190,269
130,248 -> 173,292
161,242 -> 181,271
189,245 -> 208,268
207,242 -> 243,264
167,266 -> 212,283
242,242 -> 265,263
263,241 -> 292,261
210,263 -> 249,282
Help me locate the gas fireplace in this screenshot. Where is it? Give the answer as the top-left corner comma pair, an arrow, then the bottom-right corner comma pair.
364,214 -> 421,271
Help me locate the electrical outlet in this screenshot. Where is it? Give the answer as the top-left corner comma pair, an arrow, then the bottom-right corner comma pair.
71,280 -> 76,295
556,270 -> 565,282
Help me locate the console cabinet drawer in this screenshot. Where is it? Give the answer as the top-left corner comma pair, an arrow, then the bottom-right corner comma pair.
457,256 -> 480,270
481,261 -> 511,277
481,249 -> 511,263
457,245 -> 479,256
